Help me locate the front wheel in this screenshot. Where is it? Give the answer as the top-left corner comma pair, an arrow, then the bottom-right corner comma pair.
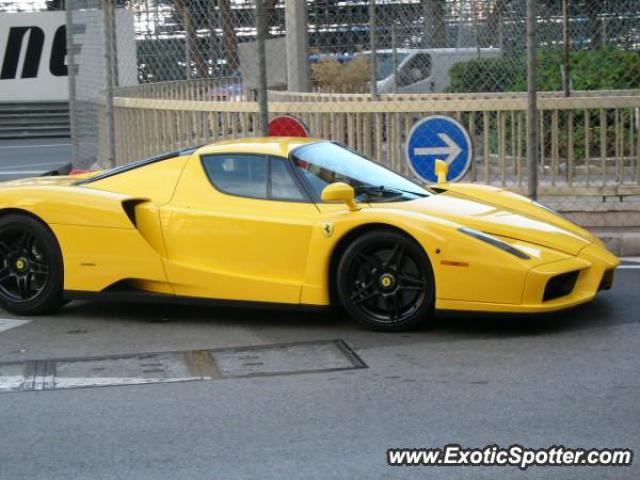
336,230 -> 435,331
0,214 -> 65,315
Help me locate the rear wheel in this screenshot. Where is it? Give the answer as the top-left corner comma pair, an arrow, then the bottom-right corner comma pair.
336,230 -> 435,331
0,214 -> 64,315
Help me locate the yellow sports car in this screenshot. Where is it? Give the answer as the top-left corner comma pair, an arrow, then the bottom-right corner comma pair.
0,138 -> 618,330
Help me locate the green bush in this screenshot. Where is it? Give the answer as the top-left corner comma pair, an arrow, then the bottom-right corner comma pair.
512,47 -> 640,91
447,57 -> 525,93
448,47 -> 640,93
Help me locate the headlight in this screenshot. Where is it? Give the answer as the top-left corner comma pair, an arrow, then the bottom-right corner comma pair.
459,227 -> 531,260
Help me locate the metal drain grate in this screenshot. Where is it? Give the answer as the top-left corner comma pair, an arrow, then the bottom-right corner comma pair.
0,340 -> 366,393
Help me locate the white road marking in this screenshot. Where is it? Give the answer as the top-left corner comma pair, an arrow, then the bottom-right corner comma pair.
0,319 -> 31,334
0,170 -> 51,175
618,265 -> 640,270
0,143 -> 71,150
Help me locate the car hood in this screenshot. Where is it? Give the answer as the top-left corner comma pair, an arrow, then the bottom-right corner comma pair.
382,186 -> 593,255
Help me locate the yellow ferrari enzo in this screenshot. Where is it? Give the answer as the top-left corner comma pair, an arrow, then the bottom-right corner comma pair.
0,137 -> 618,330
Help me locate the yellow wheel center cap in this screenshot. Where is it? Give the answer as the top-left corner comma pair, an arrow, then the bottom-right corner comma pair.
380,274 -> 395,289
15,258 -> 27,271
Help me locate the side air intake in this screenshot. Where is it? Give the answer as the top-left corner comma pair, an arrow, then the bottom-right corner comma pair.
543,270 -> 579,302
121,199 -> 149,227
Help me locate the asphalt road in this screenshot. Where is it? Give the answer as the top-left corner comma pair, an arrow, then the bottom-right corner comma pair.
0,139 -> 638,479
0,265 -> 639,480
0,139 -> 72,181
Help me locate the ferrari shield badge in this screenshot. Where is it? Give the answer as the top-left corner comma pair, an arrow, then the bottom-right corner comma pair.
322,222 -> 334,237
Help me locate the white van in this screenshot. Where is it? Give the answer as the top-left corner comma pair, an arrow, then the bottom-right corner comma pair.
363,48 -> 501,94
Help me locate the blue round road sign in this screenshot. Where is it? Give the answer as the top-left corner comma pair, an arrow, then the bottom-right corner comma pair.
405,115 -> 472,183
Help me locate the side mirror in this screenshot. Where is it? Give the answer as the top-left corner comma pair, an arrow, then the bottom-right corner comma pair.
435,159 -> 448,185
321,182 -> 359,211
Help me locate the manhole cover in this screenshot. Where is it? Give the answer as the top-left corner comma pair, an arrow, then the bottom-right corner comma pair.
0,340 -> 366,393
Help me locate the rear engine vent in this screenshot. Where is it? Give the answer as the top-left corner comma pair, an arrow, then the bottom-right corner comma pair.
543,270 -> 579,302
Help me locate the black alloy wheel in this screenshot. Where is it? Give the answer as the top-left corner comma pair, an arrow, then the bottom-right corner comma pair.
0,214 -> 64,315
337,230 -> 435,331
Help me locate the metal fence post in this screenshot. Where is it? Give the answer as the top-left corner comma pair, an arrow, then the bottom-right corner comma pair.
109,0 -> 119,88
185,18 -> 192,80
255,0 -> 269,136
391,22 -> 398,94
369,0 -> 378,100
102,0 -> 116,167
562,0 -> 571,97
285,0 -> 310,92
65,4 -> 79,167
526,0 -> 539,200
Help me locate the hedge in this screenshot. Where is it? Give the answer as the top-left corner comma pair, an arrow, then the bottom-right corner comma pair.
448,46 -> 640,93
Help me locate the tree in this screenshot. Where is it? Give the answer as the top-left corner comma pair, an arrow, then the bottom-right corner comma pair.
264,0 -> 281,36
483,0 -> 608,50
483,0 -> 509,47
175,0 -> 209,78
422,0 -> 447,48
218,0 -> 239,73
585,0 -> 604,49
218,0 -> 277,75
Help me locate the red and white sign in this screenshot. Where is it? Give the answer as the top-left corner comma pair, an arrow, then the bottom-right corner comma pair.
268,115 -> 309,138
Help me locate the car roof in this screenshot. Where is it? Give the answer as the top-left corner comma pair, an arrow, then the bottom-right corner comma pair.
77,138 -> 321,186
195,137 -> 321,158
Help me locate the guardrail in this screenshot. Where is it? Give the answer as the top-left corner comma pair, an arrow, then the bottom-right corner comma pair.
0,102 -> 70,139
114,77 -> 250,101
109,81 -> 640,196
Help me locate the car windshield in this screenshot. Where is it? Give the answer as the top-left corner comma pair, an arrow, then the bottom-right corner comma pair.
362,52 -> 410,81
291,142 -> 429,202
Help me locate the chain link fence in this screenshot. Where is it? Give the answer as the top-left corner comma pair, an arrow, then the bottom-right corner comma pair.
132,0 -> 260,83
7,0 -> 639,92
307,1 -> 640,94
2,0 -> 639,216
61,0 -> 138,168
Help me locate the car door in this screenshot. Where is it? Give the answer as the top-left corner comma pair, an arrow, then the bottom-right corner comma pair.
160,152 -> 320,304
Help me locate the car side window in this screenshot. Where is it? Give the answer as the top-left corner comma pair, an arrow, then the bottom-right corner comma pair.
202,154 -> 306,201
399,54 -> 432,86
202,154 -> 267,199
270,157 -> 306,201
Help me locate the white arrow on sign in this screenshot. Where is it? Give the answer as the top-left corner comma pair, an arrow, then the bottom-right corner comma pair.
413,133 -> 462,165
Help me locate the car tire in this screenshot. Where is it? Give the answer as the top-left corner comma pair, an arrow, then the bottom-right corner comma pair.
336,230 -> 435,331
0,214 -> 65,315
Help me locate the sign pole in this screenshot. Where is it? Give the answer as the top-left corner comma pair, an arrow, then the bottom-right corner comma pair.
369,0 -> 378,100
255,0 -> 269,136
65,4 -> 79,168
526,0 -> 539,200
102,0 -> 116,168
